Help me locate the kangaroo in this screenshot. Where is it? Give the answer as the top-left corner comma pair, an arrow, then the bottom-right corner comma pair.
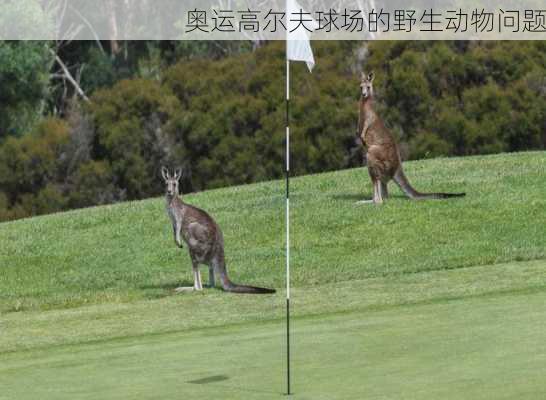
161,167 -> 275,294
357,72 -> 465,204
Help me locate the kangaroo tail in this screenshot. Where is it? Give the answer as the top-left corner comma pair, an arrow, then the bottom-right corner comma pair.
215,257 -> 275,295
393,168 -> 465,200
223,281 -> 276,294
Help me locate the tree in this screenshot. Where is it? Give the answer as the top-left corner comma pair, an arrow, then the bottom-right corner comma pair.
0,42 -> 54,139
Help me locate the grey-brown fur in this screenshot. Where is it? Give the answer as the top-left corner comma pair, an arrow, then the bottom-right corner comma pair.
357,72 -> 465,204
162,167 -> 275,294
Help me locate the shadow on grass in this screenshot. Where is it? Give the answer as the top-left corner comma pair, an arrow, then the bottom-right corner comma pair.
140,281 -> 224,299
188,374 -> 282,396
331,193 -> 369,201
140,281 -> 194,299
139,281 -> 194,291
331,193 -> 406,201
188,375 -> 229,384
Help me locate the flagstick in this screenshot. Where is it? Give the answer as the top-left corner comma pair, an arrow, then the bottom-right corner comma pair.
285,57 -> 291,396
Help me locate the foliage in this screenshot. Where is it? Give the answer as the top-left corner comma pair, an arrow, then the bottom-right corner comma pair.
0,41 -> 53,138
162,41 -> 359,190
89,78 -> 180,198
0,118 -> 69,219
0,40 -> 545,221
366,41 -> 546,159
0,0 -> 55,40
78,46 -> 118,93
68,160 -> 118,208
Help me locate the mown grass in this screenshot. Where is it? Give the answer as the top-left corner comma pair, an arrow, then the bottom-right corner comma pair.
1,290 -> 545,400
1,152 -> 545,313
0,180 -> 284,312
291,151 -> 546,283
1,152 -> 545,399
1,260 -> 544,353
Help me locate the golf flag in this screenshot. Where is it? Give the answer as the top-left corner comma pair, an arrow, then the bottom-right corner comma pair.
284,1 -> 316,395
284,0 -> 316,302
286,0 -> 318,72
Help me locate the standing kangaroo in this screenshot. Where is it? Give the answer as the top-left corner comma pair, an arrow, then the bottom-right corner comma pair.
357,72 -> 465,204
162,167 -> 275,294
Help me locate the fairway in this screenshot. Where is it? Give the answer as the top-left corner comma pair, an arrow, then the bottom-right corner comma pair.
1,287 -> 545,400
1,152 -> 546,399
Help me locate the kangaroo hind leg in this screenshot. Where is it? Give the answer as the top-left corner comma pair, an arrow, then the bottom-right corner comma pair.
381,181 -> 389,200
193,261 -> 203,291
373,179 -> 384,205
208,266 -> 215,288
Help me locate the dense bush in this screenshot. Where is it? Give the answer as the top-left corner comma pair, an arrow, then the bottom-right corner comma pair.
365,41 -> 546,159
89,78 -> 181,198
0,118 -> 69,219
0,40 -> 544,221
162,41 -> 359,189
0,41 -> 52,139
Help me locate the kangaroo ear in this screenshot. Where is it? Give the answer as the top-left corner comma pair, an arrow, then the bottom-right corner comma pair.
368,71 -> 375,82
174,167 -> 182,181
161,166 -> 169,180
360,72 -> 366,81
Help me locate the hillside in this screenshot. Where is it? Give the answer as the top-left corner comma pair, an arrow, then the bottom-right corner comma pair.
1,152 -> 545,314
1,152 -> 546,399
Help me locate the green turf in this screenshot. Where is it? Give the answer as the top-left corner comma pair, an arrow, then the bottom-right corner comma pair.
1,151 -> 545,312
1,290 -> 545,400
1,152 -> 545,399
1,260 -> 545,353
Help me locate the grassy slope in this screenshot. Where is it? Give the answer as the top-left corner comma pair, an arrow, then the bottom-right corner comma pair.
1,152 -> 546,399
1,152 -> 545,313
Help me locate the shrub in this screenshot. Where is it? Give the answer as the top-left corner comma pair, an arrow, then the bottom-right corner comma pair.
89,78 -> 181,199
0,118 -> 69,219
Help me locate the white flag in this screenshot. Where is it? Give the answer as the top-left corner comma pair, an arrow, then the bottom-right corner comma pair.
286,0 -> 318,72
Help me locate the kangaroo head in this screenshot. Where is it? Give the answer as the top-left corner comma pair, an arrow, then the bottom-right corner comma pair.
360,71 -> 375,99
161,167 -> 182,197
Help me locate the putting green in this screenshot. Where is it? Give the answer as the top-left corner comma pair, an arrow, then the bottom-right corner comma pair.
1,289 -> 544,400
1,152 -> 545,399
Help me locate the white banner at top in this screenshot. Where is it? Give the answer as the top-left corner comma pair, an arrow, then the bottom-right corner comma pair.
0,0 -> 545,40
286,0 -> 318,72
